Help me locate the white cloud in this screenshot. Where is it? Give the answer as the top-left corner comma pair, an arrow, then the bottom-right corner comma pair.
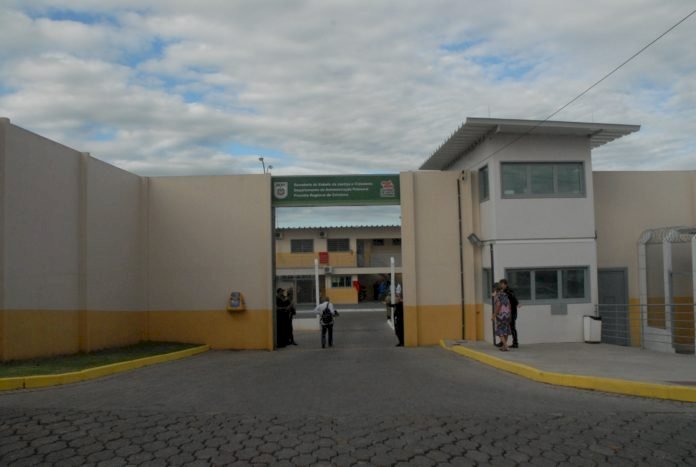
0,0 -> 694,179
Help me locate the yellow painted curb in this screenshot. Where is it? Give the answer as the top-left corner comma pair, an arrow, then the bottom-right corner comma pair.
440,340 -> 696,403
0,345 -> 210,391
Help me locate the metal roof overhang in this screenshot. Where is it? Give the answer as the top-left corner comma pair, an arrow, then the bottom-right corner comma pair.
420,117 -> 641,170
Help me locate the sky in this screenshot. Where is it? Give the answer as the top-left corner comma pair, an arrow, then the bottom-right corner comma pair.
1,1 -> 694,226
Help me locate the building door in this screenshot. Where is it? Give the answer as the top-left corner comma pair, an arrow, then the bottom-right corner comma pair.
598,269 -> 629,346
295,278 -> 316,304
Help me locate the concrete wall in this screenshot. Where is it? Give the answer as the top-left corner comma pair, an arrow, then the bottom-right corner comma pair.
594,171 -> 696,350
84,157 -> 148,350
0,119 -> 148,360
594,171 -> 696,299
1,119 -> 82,360
147,175 -> 273,350
401,171 -> 464,346
0,119 -> 275,360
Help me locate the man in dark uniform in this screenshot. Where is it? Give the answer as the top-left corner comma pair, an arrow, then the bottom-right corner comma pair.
276,288 -> 289,348
286,289 -> 297,345
499,279 -> 519,348
388,294 -> 404,346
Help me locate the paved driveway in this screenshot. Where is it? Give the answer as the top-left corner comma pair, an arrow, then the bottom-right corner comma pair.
1,312 -> 695,466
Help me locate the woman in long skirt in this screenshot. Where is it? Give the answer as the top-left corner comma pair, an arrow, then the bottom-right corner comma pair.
493,283 -> 512,351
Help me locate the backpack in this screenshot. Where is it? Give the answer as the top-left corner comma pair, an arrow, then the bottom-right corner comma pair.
320,303 -> 333,325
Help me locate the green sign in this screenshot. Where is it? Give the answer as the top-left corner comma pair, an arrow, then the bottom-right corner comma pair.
272,175 -> 400,207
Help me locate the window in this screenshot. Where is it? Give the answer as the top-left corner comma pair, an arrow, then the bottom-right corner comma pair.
506,267 -> 589,303
372,239 -> 384,246
479,165 -> 489,202
327,238 -> 350,252
290,239 -> 313,253
331,275 -> 352,288
482,268 -> 492,298
507,270 -> 531,300
392,239 -> 401,246
501,162 -> 585,198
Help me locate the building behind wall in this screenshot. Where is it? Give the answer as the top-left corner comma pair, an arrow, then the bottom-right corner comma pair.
275,226 -> 402,305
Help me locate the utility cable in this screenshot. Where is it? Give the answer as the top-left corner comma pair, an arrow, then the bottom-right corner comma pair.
474,8 -> 696,161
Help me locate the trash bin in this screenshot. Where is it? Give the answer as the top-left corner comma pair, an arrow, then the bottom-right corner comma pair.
583,315 -> 602,343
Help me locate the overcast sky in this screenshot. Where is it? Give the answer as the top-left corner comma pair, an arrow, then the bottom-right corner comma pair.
1,0 -> 694,180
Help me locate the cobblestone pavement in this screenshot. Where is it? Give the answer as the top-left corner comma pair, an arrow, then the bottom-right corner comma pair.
2,312 -> 696,466
2,408 -> 695,466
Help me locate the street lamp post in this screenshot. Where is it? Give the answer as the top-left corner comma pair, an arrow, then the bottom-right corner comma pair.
258,156 -> 266,174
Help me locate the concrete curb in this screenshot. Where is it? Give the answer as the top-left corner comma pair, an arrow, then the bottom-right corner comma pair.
440,340 -> 696,403
0,345 -> 210,391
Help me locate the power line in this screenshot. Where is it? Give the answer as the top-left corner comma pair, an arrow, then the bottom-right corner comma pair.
478,8 -> 696,161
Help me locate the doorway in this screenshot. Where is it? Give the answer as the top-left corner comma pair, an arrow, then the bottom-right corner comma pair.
271,174 -> 402,349
598,268 -> 630,346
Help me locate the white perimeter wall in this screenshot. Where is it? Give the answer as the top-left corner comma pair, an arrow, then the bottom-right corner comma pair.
594,171 -> 696,299
2,121 -> 82,310
1,120 -> 146,312
85,157 -> 146,311
147,175 -> 273,311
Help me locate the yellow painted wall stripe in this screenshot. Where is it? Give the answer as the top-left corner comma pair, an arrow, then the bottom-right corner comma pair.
441,340 -> 696,403
0,345 -> 209,391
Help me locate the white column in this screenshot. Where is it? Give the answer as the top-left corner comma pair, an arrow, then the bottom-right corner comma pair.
314,258 -> 320,306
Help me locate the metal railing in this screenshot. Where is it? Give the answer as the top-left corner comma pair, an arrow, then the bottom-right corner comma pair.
595,303 -> 696,354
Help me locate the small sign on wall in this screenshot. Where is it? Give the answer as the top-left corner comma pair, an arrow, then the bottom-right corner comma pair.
227,292 -> 246,312
319,252 -> 329,264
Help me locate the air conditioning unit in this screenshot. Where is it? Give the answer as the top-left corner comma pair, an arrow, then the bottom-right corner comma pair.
324,266 -> 333,274
275,231 -> 283,239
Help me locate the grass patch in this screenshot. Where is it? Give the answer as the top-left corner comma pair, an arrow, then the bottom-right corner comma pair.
0,341 -> 201,378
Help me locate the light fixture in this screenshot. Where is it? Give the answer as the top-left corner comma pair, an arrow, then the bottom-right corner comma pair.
467,233 -> 483,248
258,156 -> 266,173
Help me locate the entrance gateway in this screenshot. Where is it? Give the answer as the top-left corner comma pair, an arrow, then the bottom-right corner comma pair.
271,175 -> 402,348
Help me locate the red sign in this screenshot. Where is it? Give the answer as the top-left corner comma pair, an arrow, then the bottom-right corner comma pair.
319,252 -> 329,264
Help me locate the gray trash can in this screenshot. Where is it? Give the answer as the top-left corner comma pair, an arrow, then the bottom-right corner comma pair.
583,315 -> 602,343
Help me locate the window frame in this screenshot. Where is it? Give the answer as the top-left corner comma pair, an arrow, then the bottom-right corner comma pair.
478,165 -> 490,202
330,275 -> 352,288
290,239 -> 314,253
500,161 -> 585,199
505,267 -> 590,304
327,238 -> 350,252
482,268 -> 492,299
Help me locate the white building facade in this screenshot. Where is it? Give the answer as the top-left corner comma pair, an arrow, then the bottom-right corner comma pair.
421,118 -> 640,344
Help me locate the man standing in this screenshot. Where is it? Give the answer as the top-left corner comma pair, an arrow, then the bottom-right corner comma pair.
499,279 -> 519,348
314,297 -> 339,349
285,289 -> 297,346
276,288 -> 289,348
388,294 -> 404,347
